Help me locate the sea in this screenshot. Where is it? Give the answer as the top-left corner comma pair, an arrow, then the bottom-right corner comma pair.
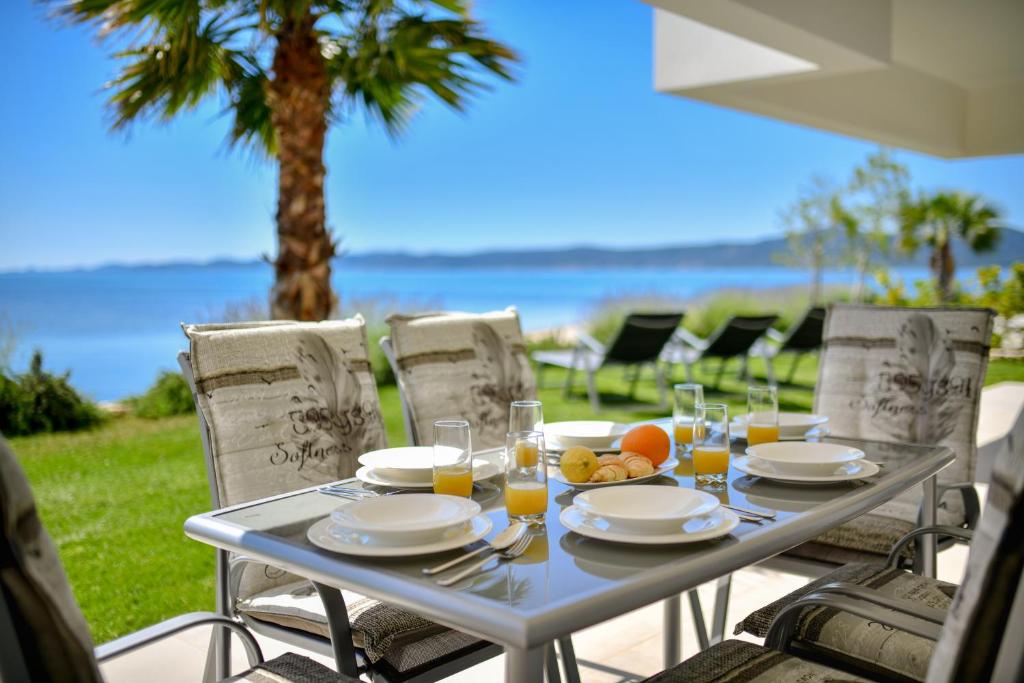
0,264 -> 927,401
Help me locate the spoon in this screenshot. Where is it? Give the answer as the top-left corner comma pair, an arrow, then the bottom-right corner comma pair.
422,522 -> 528,575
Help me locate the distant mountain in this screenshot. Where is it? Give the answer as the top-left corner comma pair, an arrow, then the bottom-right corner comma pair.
343,227 -> 1024,269
7,227 -> 1020,275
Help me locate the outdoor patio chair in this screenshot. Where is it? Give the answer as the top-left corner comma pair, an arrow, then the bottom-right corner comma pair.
660,315 -> 778,388
753,306 -> 826,384
703,304 -> 995,645
180,318 -> 500,682
380,307 -> 537,450
644,422 -> 1024,683
0,435 -> 357,683
530,312 -> 684,412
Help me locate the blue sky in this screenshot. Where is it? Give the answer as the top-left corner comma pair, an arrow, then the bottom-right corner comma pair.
1,0 -> 1022,271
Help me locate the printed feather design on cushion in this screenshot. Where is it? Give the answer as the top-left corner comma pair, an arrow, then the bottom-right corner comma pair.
877,314 -> 961,444
294,332 -> 365,477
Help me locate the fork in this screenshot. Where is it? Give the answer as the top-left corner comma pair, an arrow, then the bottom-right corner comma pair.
317,485 -> 398,500
436,534 -> 533,587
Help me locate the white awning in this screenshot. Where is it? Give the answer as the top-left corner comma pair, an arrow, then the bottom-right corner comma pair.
647,0 -> 1024,158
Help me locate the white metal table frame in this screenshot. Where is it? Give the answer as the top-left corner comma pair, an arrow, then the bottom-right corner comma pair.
184,439 -> 951,682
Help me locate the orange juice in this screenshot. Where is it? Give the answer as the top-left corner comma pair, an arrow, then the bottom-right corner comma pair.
514,441 -> 539,468
673,423 -> 693,446
433,467 -> 473,497
505,482 -> 548,517
747,424 -> 780,445
692,447 -> 730,475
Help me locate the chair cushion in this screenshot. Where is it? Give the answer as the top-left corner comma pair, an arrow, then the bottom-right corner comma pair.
734,563 -> 956,682
785,485 -> 967,565
236,580 -> 484,671
387,308 -> 536,449
643,639 -> 869,682
226,652 -> 356,682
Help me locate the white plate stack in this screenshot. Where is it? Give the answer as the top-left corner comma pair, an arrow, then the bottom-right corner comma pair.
735,442 -> 879,484
544,421 -> 629,453
307,494 -> 493,557
354,447 -> 500,489
731,413 -> 830,441
560,486 -> 739,544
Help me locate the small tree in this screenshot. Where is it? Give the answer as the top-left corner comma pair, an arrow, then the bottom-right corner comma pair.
776,177 -> 845,305
899,191 -> 1003,303
842,149 -> 909,301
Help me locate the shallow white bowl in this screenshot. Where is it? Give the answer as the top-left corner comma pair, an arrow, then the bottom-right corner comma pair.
745,442 -> 864,476
545,421 -> 629,449
733,413 -> 829,439
357,447 -> 434,483
330,494 -> 480,544
573,485 -> 720,532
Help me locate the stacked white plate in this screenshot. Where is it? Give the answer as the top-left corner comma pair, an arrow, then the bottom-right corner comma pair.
307,494 -> 493,556
731,413 -> 830,441
560,485 -> 738,544
545,421 -> 628,453
355,447 -> 500,488
736,442 -> 879,484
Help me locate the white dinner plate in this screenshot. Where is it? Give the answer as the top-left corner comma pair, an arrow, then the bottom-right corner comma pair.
545,421 -> 630,449
560,505 -> 739,545
307,514 -> 493,557
731,423 -> 830,442
574,486 -> 720,532
355,459 -> 500,489
552,456 -> 680,489
357,447 -> 434,483
745,442 -> 864,476
330,494 -> 480,544
732,413 -> 830,439
732,454 -> 879,484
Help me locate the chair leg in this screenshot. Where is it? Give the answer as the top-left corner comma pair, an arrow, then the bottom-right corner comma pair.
687,589 -> 710,651
204,549 -> 232,683
312,582 -> 360,678
710,574 -> 732,645
545,642 -> 561,683
556,637 -> 581,683
714,359 -> 727,389
655,363 -> 668,409
684,360 -> 696,383
563,365 -> 576,400
787,353 -> 802,383
586,371 -> 601,413
737,356 -> 748,381
763,352 -> 776,386
628,365 -> 641,399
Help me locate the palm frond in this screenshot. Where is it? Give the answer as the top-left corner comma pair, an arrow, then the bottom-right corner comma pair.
225,64 -> 276,155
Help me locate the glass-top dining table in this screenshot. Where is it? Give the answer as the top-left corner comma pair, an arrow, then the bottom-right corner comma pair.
183,425 -> 953,682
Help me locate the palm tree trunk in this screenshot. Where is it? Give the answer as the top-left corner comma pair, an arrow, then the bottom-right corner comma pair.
936,239 -> 955,303
267,14 -> 335,321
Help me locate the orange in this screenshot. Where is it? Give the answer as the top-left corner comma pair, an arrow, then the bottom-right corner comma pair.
620,425 -> 671,466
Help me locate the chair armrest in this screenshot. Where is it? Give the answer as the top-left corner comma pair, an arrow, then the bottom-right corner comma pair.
671,328 -> 709,351
576,332 -> 605,355
765,328 -> 786,344
934,482 -> 981,530
765,587 -> 944,651
887,526 -> 975,568
95,612 -> 263,667
228,554 -> 262,604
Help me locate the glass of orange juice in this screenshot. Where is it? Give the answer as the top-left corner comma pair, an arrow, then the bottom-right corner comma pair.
504,430 -> 548,525
433,420 -> 473,497
746,385 -> 779,446
673,383 -> 703,454
693,403 -> 730,488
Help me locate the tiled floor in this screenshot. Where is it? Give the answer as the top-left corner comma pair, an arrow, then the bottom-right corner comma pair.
100,544 -> 970,682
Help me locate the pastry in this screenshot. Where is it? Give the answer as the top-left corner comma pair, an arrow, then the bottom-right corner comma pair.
620,452 -> 654,478
589,463 -> 627,482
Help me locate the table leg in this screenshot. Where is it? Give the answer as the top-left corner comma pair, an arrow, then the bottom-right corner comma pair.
663,596 -> 681,668
505,645 -> 545,683
921,475 -> 938,578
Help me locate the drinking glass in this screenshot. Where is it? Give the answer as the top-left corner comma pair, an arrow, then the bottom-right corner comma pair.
746,385 -> 779,445
692,403 -> 730,488
504,430 -> 548,525
673,383 -> 703,454
509,400 -> 544,434
433,420 -> 473,497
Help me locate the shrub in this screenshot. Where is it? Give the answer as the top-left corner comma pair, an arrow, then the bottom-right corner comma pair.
0,350 -> 104,436
129,371 -> 195,419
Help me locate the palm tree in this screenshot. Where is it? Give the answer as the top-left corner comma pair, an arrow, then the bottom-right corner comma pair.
55,0 -> 518,320
899,192 -> 1003,303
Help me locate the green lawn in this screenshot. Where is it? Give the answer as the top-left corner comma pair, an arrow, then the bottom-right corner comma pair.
11,354 -> 1024,643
